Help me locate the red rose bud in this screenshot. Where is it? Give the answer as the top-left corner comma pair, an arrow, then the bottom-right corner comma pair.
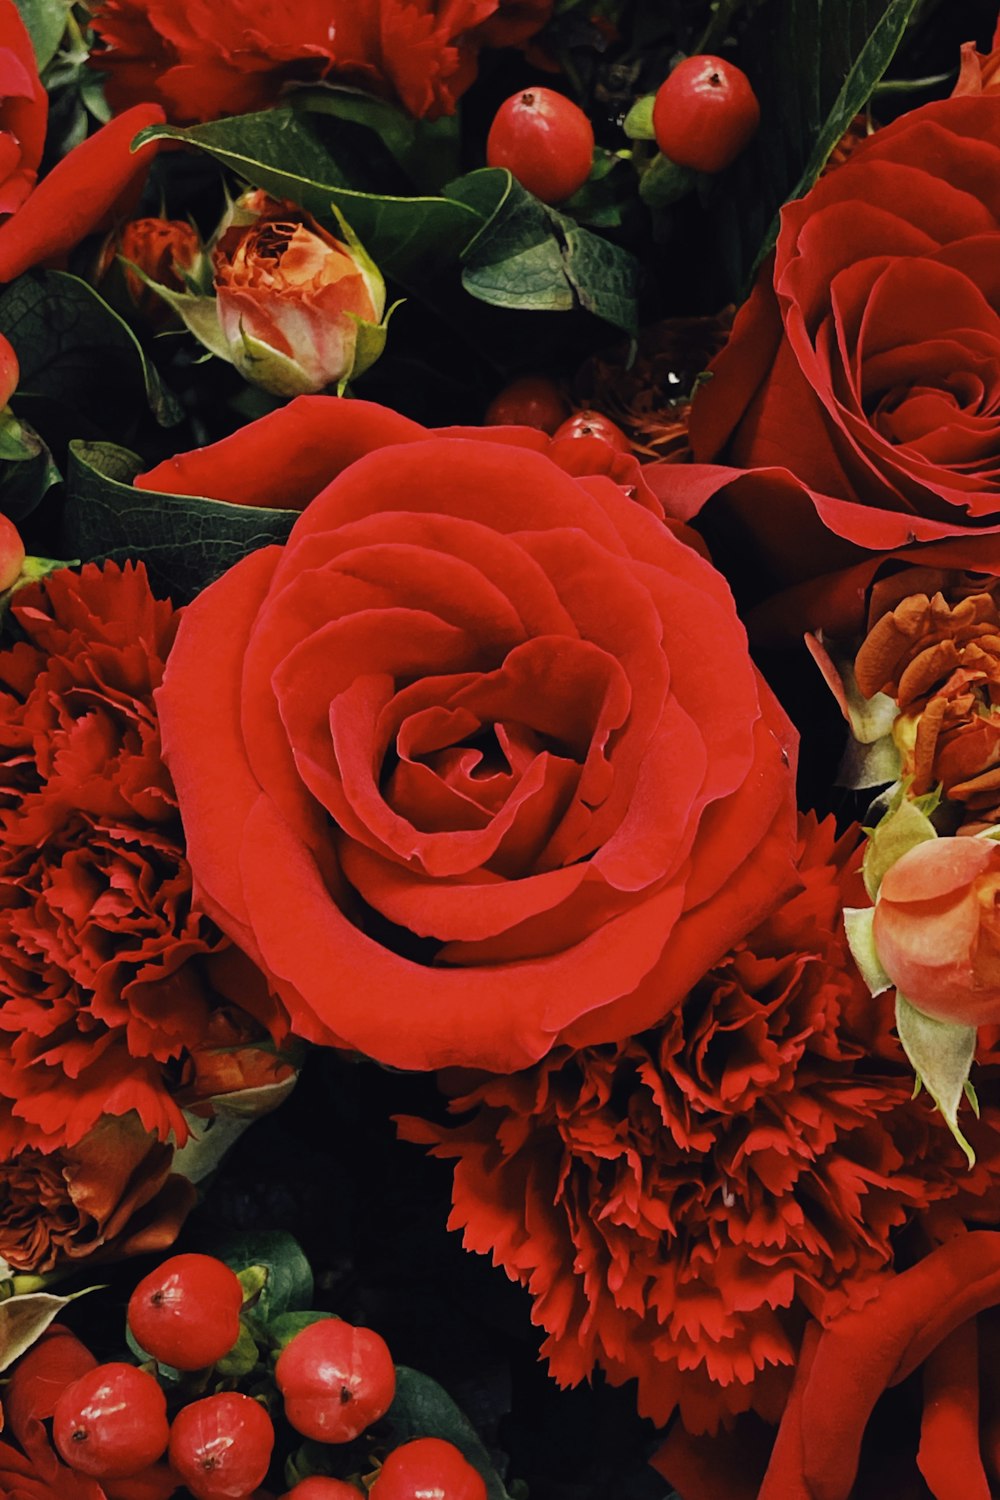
0,511 -> 24,590
873,836 -> 1000,1026
111,216 -> 203,323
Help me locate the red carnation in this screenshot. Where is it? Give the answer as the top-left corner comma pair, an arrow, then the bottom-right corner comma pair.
89,0 -> 552,124
401,817 -> 1000,1432
0,562 -> 283,1156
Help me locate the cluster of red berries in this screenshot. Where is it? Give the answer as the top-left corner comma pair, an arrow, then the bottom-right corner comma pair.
49,1252 -> 487,1500
484,56 -> 759,205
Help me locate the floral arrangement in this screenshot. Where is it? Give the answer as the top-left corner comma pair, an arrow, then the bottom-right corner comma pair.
0,2 -> 999,1498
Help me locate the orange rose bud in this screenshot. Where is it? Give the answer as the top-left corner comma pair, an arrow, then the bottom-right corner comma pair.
211,190 -> 388,395
872,837 -> 1000,1026
116,216 -> 202,321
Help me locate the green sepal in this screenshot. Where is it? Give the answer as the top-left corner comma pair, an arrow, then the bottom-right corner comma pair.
895,991 -> 977,1168
623,95 -> 656,140
843,905 -> 892,996
862,783 -> 939,899
215,1320 -> 261,1379
340,298 -> 402,391
639,154 -> 697,207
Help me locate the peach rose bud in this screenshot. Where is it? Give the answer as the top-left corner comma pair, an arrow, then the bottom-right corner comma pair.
872,836 -> 1000,1028
134,190 -> 390,397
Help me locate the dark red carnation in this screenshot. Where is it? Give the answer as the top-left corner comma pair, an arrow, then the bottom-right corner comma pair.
666,96 -> 1000,585
88,0 -> 551,124
150,398 -> 798,1074
0,562 -> 283,1155
401,817 -> 1000,1432
0,1111 -> 193,1273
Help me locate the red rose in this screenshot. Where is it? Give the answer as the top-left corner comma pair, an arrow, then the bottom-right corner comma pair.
0,103 -> 165,283
0,0 -> 47,216
89,0 -> 548,124
152,398 -> 799,1072
672,96 -> 1000,583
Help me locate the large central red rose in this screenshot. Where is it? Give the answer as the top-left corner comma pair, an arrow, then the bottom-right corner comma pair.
154,401 -> 798,1071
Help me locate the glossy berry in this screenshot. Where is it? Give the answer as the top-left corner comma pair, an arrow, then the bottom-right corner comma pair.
52,1363 -> 169,1479
370,1438 -> 487,1500
553,409 -> 631,453
652,55 -> 760,174
276,1318 -> 396,1444
485,375 -> 569,434
168,1391 -> 274,1500
0,513 -> 24,591
486,88 -> 594,204
127,1252 -> 244,1371
282,1480 -> 363,1498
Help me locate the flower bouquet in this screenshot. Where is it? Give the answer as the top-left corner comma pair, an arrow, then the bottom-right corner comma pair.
1,2 -> 1000,1497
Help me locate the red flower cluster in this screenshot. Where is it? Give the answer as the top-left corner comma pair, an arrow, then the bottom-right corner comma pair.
401,817 -> 1000,1432
0,562 -> 282,1157
88,0 -> 554,124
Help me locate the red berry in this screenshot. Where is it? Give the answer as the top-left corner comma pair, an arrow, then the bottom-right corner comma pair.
553,409 -> 631,452
485,375 -> 569,433
128,1253 -> 244,1371
486,88 -> 594,204
168,1392 -> 274,1500
652,55 -> 760,174
52,1363 -> 169,1479
0,513 -> 24,591
276,1319 -> 395,1444
282,1480 -> 363,1498
370,1439 -> 487,1500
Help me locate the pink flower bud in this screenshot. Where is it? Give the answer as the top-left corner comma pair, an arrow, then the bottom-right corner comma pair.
0,511 -> 24,590
872,836 -> 1000,1025
212,191 -> 387,395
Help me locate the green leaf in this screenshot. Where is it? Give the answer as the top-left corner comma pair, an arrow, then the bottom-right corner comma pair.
134,110 -> 481,287
376,1366 -> 513,1500
447,169 -> 639,333
293,86 -> 462,191
171,1072 -> 299,1185
15,0 -> 72,71
0,415 -> 60,523
622,95 -> 655,140
707,0 -> 923,295
862,790 -> 938,899
61,440 -> 295,603
0,271 -> 181,429
843,906 -> 893,997
210,1232 -> 314,1323
0,1286 -> 96,1373
266,1310 -> 335,1352
895,992 -> 978,1167
215,1320 -> 261,1379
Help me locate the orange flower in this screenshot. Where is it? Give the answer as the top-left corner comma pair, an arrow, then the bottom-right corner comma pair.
0,1112 -> 194,1273
113,216 -> 201,323
854,582 -> 1000,822
211,192 -> 385,395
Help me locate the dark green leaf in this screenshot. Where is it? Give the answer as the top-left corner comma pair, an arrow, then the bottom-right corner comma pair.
293,86 -> 462,191
209,1232 -> 314,1323
706,0 -> 923,294
376,1366 -> 513,1500
61,440 -> 294,603
134,110 -> 481,286
0,271 -> 181,429
447,169 -> 639,334
265,1310 -> 335,1352
15,0 -> 71,71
